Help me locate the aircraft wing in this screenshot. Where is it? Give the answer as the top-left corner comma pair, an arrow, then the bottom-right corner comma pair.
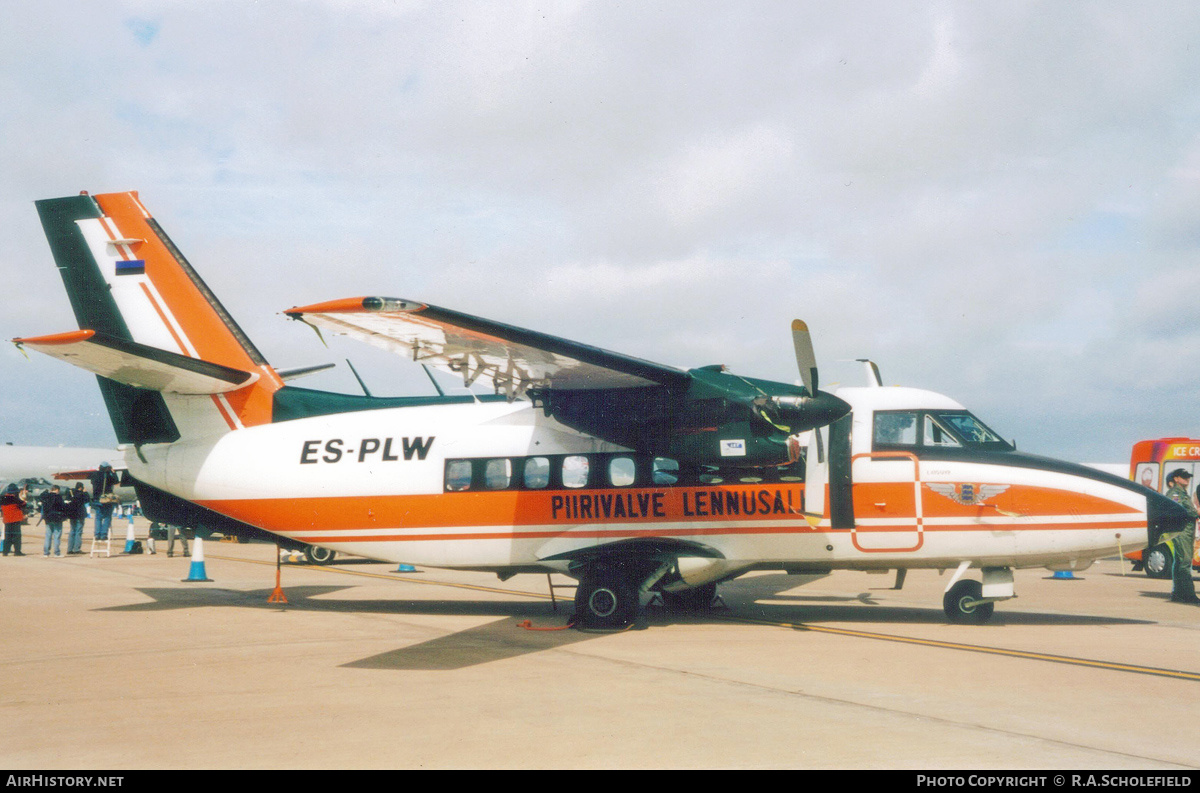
284,297 -> 690,397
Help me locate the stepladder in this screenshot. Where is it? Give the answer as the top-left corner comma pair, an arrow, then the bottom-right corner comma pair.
89,533 -> 111,557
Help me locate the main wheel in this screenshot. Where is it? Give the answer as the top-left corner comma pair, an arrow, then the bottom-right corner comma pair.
943,579 -> 995,624
1144,546 -> 1173,579
661,583 -> 717,612
303,545 -> 336,565
574,566 -> 639,628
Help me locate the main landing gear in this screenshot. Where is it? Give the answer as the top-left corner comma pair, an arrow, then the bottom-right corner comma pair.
572,562 -> 718,628
303,545 -> 336,565
574,564 -> 641,629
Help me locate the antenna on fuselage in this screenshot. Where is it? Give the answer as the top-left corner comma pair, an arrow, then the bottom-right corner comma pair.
421,364 -> 446,397
345,358 -> 373,397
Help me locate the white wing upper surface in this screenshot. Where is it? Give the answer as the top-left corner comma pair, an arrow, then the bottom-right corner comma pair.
284,297 -> 690,397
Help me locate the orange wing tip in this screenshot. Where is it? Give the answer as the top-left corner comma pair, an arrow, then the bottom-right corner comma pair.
13,329 -> 96,346
285,297 -> 426,317
791,319 -> 809,332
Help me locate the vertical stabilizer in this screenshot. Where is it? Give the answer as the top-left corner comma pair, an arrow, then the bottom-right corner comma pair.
35,191 -> 283,442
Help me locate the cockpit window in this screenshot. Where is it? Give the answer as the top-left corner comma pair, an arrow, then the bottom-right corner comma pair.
932,411 -> 1010,449
873,410 -> 1012,452
874,411 -> 918,446
923,415 -> 962,448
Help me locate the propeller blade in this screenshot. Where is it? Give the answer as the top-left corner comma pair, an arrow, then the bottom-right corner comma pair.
792,319 -> 818,395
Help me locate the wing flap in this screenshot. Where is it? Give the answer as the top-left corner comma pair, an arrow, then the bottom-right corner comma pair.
14,330 -> 259,395
285,297 -> 690,395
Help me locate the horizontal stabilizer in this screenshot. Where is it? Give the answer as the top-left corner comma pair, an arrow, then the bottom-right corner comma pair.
13,330 -> 259,395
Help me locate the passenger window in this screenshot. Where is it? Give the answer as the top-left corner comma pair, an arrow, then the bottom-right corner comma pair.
609,457 -> 636,487
524,457 -> 551,489
445,460 -> 473,491
484,459 -> 511,490
652,457 -> 679,486
874,411 -> 917,447
562,456 -> 590,489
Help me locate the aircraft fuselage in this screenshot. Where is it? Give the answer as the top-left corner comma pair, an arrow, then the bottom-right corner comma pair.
126,394 -> 1165,579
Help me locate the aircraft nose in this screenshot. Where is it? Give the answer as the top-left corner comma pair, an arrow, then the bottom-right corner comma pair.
1146,490 -> 1191,549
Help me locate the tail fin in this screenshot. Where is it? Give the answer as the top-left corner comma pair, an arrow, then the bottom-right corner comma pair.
31,191 -> 283,442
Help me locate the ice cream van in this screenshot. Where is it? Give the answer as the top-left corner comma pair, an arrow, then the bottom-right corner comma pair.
1127,438 -> 1200,578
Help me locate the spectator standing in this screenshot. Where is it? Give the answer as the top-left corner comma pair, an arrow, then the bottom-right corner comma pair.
39,485 -> 67,557
65,482 -> 88,554
89,462 -> 119,542
2,484 -> 26,556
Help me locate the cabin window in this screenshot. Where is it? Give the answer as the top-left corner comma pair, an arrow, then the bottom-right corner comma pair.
445,460 -> 473,491
524,457 -> 551,489
609,457 -> 636,487
874,411 -> 918,447
562,455 -> 590,489
484,458 -> 511,490
652,457 -> 679,486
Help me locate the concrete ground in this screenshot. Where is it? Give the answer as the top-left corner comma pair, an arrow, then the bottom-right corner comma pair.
1,519 -> 1198,769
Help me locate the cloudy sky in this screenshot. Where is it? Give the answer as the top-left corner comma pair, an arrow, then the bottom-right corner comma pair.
2,1 -> 1200,464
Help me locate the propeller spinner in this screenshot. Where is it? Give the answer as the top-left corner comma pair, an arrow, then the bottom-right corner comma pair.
758,319 -> 850,434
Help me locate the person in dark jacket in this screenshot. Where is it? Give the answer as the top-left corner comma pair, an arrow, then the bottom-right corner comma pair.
89,463 -> 119,542
64,482 -> 88,554
39,485 -> 68,557
2,483 -> 27,556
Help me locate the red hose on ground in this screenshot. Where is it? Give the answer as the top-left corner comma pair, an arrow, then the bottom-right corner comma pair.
516,619 -> 575,631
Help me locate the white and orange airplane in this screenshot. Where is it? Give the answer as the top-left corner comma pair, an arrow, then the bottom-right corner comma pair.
13,190 -> 1188,626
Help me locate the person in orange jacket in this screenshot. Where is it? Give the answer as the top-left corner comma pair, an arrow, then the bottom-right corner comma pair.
2,483 -> 27,556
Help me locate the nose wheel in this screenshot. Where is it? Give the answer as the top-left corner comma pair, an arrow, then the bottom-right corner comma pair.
943,579 -> 995,624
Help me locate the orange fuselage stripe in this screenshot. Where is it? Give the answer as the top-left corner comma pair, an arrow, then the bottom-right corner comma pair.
195,482 -> 1143,544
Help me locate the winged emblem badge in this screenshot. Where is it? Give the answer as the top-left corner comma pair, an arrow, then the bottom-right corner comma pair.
926,483 -> 1010,506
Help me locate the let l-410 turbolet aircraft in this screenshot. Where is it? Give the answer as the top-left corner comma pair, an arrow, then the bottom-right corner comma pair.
15,191 -> 1188,627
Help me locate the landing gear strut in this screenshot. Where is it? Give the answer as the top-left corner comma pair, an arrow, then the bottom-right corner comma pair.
661,583 -> 717,612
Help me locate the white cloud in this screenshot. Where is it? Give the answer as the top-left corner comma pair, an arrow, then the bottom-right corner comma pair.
3,1 -> 1200,462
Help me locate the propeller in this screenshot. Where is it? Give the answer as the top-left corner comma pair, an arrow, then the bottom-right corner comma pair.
754,319 -> 850,439
792,319 -> 818,396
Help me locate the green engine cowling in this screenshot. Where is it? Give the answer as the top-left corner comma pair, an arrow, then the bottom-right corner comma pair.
531,366 -> 849,468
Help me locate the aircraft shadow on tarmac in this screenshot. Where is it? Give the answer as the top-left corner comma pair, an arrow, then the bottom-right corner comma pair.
718,573 -> 1156,628
95,572 -> 1158,670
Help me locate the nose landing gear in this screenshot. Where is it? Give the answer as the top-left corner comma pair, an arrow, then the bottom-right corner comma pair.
943,579 -> 995,624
